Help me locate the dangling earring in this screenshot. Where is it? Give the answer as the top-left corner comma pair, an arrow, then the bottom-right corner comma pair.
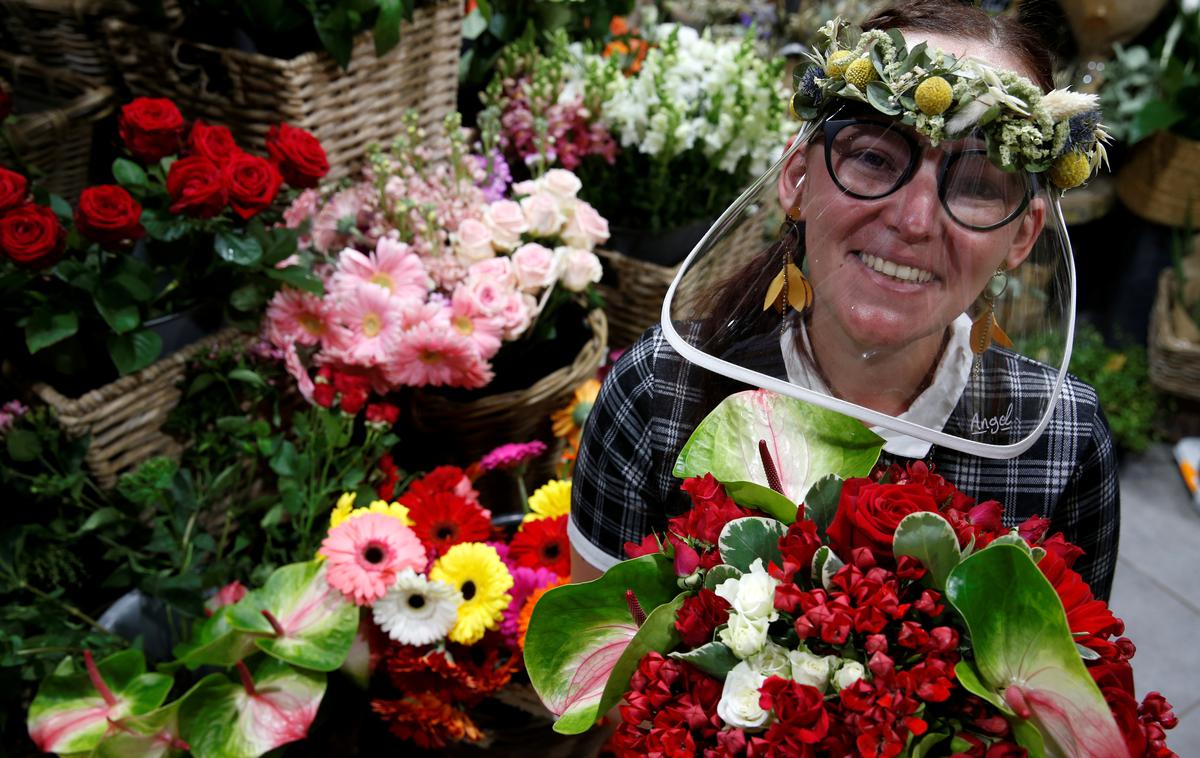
763,205 -> 813,315
971,266 -> 1013,358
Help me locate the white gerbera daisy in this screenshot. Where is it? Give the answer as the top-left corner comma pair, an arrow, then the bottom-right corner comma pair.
372,569 -> 462,645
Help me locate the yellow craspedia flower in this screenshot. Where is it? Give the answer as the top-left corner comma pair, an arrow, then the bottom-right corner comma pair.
844,58 -> 877,89
524,480 -> 572,523
914,76 -> 953,115
328,492 -> 358,530
430,543 -> 513,645
826,50 -> 855,77
1049,151 -> 1090,189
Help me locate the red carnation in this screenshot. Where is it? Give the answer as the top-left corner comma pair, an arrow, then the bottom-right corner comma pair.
0,168 -> 27,212
674,588 -> 730,648
187,120 -> 239,165
266,123 -> 329,188
0,204 -> 65,269
118,97 -> 184,163
826,478 -> 940,559
74,185 -> 144,247
407,492 -> 492,558
167,155 -> 227,217
509,515 -> 570,577
223,152 -> 281,219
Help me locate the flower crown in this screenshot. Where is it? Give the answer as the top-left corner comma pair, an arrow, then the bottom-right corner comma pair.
790,18 -> 1109,190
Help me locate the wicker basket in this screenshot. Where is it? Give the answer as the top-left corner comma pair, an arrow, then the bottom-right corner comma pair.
0,0 -> 133,84
0,52 -> 113,201
1149,269 -> 1200,401
102,0 -> 461,181
1116,131 -> 1200,228
32,327 -> 238,489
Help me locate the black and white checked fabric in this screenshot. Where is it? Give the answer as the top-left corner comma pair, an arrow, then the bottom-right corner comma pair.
570,325 -> 1120,601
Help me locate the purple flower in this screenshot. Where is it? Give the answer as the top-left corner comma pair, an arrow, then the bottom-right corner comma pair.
475,149 -> 512,203
501,565 -> 559,647
0,399 -> 28,435
479,440 -> 548,472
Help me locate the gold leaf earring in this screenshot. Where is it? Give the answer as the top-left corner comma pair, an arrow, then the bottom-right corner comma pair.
763,207 -> 813,315
970,266 -> 1012,356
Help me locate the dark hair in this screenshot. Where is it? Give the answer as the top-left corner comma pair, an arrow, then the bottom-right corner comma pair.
684,0 -> 1055,428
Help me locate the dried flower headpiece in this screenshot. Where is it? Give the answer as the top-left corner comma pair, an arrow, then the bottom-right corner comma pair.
790,18 -> 1110,190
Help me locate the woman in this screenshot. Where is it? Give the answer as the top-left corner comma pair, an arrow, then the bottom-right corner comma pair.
570,0 -> 1120,599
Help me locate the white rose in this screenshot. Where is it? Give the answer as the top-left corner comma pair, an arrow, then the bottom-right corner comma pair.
716,661 -> 770,729
511,243 -> 559,292
455,218 -> 495,264
715,559 -> 779,621
521,192 -> 567,238
484,200 -> 529,251
561,200 -> 610,249
788,650 -> 835,693
542,169 -> 582,201
719,613 -> 770,659
557,248 -> 603,293
745,641 -> 792,679
511,179 -> 540,197
468,257 -> 517,290
833,660 -> 867,691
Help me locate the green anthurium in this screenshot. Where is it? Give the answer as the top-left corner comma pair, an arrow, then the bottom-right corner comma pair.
673,390 -> 883,523
339,616 -> 372,689
946,544 -> 1127,757
178,657 -> 326,758
228,560 -> 358,672
524,554 -> 679,735
27,649 -> 174,755
172,606 -> 257,670
92,699 -> 189,758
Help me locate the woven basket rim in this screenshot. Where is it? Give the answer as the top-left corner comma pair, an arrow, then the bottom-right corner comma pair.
1,0 -> 130,14
0,51 -> 114,129
1151,269 -> 1200,356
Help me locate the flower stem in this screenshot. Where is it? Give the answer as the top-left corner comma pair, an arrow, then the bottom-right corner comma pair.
236,661 -> 256,696
261,609 -> 286,637
83,650 -> 118,708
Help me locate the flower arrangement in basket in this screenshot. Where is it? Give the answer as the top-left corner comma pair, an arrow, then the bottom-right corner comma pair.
22,437 -> 574,755
268,112 -> 608,397
524,391 -> 1180,757
0,96 -> 327,385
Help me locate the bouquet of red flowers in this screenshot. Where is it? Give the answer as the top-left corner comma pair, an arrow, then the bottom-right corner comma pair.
525,390 -> 1178,757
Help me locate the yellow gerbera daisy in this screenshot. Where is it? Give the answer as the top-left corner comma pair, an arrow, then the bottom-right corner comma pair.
359,499 -> 413,526
524,480 -> 572,523
329,492 -> 358,530
430,543 -> 513,645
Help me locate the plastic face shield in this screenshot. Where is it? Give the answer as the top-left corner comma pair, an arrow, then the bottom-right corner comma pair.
661,112 -> 1076,459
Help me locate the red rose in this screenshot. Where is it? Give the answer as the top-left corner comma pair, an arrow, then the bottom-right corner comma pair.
266,123 -> 329,188
74,185 -> 144,247
118,97 -> 184,163
0,168 -> 28,212
759,677 -> 829,742
167,156 -> 227,218
674,589 -> 730,648
223,152 -> 281,219
1100,684 -> 1147,757
826,479 -> 940,558
0,204 -> 65,268
365,402 -> 400,426
188,120 -> 239,165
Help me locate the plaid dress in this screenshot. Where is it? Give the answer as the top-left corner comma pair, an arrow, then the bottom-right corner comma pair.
570,325 -> 1120,601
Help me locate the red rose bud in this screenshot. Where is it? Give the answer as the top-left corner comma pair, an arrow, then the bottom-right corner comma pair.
266,123 -> 329,188
0,204 -> 65,268
187,120 -> 239,165
118,97 -> 184,163
312,382 -> 335,408
967,500 -> 1003,532
0,168 -> 28,213
1017,515 -> 1051,543
223,152 -> 281,219
365,402 -> 399,426
167,156 -> 227,217
673,541 -> 700,576
74,185 -> 144,247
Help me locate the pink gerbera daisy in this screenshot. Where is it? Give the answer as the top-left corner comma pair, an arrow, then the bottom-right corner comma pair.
449,289 -> 503,361
387,322 -> 494,389
331,284 -> 405,365
480,440 -> 548,471
319,512 -> 426,605
331,237 -> 429,303
266,287 -> 329,347
501,566 -> 559,647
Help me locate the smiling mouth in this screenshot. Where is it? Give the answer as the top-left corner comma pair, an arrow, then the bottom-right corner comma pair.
855,252 -> 935,284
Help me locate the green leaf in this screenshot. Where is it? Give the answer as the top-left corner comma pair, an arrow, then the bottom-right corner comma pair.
813,545 -> 844,589
108,330 -> 163,375
718,517 -> 786,573
141,214 -> 190,242
266,265 -> 324,295
892,511 -> 961,590
93,698 -> 188,758
228,561 -> 358,671
525,554 -> 679,734
94,290 -> 141,335
866,81 -> 901,115
112,257 -> 157,302
462,7 -> 487,39
228,368 -> 267,389
372,0 -> 408,55
6,428 -> 43,462
214,232 -> 263,266
172,608 -> 257,670
945,545 -> 1126,756
25,308 -> 79,353
229,284 -> 264,313
802,474 -> 842,538
911,730 -> 949,758
113,158 -> 148,187
673,390 -> 883,524
80,507 -> 123,534
26,650 -> 173,754
593,593 -> 686,727
704,564 -> 743,591
50,194 -> 73,221
670,641 -> 738,679
178,658 -> 325,758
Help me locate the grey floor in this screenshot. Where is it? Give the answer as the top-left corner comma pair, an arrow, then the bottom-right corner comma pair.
1110,443 -> 1200,755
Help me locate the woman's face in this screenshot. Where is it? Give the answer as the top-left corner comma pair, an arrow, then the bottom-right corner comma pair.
787,33 -> 1046,354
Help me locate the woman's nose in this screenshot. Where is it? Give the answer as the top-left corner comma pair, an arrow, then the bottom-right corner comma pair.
881,158 -> 941,242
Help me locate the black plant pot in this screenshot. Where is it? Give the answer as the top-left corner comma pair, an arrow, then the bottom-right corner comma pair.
605,217 -> 715,267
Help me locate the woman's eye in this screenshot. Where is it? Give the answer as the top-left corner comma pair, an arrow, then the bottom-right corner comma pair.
851,149 -> 893,171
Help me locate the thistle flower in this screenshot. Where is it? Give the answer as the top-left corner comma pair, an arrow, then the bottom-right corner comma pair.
799,66 -> 823,101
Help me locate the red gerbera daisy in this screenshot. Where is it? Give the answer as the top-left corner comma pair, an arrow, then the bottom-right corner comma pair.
509,515 -> 570,577
408,492 -> 492,558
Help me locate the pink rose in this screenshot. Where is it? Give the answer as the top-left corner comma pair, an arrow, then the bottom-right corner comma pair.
511,243 -> 558,291
511,179 -> 539,196
562,200 -> 610,249
521,192 -> 566,238
500,292 -> 535,340
468,256 -> 516,289
558,247 -> 604,292
460,277 -> 509,318
483,200 -> 528,251
456,217 -> 495,263
542,169 -> 582,201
